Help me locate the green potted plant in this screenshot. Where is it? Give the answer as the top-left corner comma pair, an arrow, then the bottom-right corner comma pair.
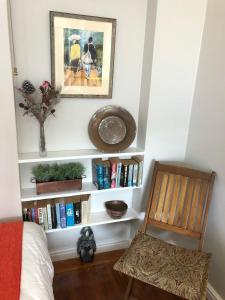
32,162 -> 85,194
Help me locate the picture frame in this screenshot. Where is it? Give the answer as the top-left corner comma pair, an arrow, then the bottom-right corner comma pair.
50,11 -> 116,98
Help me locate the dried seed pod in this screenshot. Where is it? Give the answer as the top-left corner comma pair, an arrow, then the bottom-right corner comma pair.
22,80 -> 35,94
19,103 -> 25,108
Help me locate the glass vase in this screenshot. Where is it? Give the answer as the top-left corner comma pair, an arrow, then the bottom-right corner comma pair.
39,123 -> 47,157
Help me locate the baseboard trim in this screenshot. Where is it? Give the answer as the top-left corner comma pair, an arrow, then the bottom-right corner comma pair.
50,239 -> 130,262
207,283 -> 223,300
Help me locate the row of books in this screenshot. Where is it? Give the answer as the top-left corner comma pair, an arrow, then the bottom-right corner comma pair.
22,195 -> 90,231
92,156 -> 143,190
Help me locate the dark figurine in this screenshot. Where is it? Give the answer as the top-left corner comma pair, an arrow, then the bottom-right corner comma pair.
77,226 -> 96,263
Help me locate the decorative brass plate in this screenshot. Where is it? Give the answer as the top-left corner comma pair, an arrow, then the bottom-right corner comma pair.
88,106 -> 136,152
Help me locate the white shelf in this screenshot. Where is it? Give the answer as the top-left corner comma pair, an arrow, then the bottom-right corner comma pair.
45,208 -> 139,234
21,183 -> 142,202
18,147 -> 145,164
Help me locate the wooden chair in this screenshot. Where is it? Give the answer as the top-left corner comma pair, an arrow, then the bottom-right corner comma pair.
114,161 -> 215,300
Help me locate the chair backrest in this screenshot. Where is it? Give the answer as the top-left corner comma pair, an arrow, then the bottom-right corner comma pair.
143,161 -> 215,250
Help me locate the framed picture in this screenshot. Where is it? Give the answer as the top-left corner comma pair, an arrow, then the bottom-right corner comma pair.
50,11 -> 116,98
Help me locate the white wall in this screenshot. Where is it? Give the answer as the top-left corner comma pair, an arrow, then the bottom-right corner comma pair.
10,0 -> 148,256
185,0 -> 225,297
11,0 -> 147,153
9,0 -> 208,256
0,0 -> 21,219
140,0 -> 207,209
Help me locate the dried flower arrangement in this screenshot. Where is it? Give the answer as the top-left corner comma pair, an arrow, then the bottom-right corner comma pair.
18,80 -> 60,156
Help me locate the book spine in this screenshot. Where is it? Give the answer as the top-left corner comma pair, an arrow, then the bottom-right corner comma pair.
47,204 -> 52,230
116,162 -> 122,187
27,208 -> 32,221
66,203 -> 75,227
34,207 -> 39,223
31,207 -> 35,222
92,160 -> 104,190
51,204 -> 57,229
132,164 -> 138,186
74,202 -> 81,224
110,161 -> 116,188
103,164 -> 111,189
137,161 -> 143,186
92,160 -> 98,188
23,208 -> 28,221
120,164 -> 128,187
55,203 -> 61,228
42,207 -> 48,231
97,164 -> 104,190
86,199 -> 90,223
127,164 -> 134,187
81,200 -> 88,224
59,203 -> 67,228
38,207 -> 44,227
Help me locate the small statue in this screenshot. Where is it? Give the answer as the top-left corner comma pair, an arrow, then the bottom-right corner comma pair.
77,226 -> 96,263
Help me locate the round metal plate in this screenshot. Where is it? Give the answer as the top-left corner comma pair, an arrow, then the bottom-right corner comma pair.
88,105 -> 136,152
98,116 -> 127,145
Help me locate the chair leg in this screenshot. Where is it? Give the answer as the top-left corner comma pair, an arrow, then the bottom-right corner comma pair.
124,277 -> 133,300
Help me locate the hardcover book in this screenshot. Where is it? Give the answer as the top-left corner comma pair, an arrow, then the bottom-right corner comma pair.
51,204 -> 57,229
38,207 -> 44,227
109,158 -> 117,188
42,207 -> 48,231
132,160 -> 139,186
27,208 -> 32,221
74,201 -> 81,224
127,160 -> 134,187
132,156 -> 144,186
23,208 -> 28,221
59,202 -> 67,228
102,160 -> 111,189
34,207 -> 39,224
47,203 -> 52,230
81,199 -> 89,224
66,202 -> 75,226
92,159 -> 104,190
31,207 -> 35,222
55,203 -> 61,228
120,159 -> 130,187
116,159 -> 122,188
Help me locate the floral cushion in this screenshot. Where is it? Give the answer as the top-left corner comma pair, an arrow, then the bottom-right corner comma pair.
113,233 -> 211,300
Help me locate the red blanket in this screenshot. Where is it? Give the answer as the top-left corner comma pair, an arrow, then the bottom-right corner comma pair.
0,221 -> 23,300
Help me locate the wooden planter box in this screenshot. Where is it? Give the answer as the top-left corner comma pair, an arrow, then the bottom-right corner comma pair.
36,178 -> 82,195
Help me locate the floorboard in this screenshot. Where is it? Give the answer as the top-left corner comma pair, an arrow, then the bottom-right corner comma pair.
53,250 -> 182,300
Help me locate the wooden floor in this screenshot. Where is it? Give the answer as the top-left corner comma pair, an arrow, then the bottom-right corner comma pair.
53,249 -> 181,300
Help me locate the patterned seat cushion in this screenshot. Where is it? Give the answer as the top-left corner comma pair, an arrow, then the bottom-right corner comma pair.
114,233 -> 211,300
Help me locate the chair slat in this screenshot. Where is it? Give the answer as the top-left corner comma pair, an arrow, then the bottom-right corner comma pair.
174,176 -> 188,226
181,178 -> 195,229
149,172 -> 163,219
145,161 -> 215,244
148,219 -> 201,239
157,164 -> 212,180
168,175 -> 181,225
155,173 -> 169,221
161,174 -> 175,223
187,179 -> 201,231
195,181 -> 208,232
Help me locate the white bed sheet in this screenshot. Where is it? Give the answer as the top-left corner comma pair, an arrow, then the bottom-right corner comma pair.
20,222 -> 54,300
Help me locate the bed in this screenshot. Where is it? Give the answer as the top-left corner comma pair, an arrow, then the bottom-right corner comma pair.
0,221 -> 54,300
